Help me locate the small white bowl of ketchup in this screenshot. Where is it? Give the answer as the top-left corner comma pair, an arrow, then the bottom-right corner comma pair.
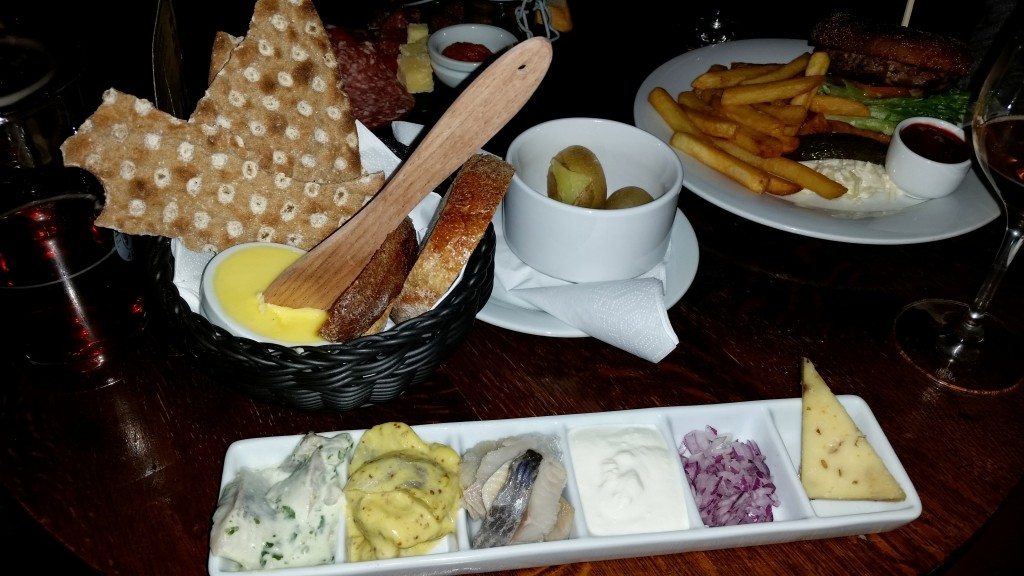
885,116 -> 972,200
428,24 -> 517,87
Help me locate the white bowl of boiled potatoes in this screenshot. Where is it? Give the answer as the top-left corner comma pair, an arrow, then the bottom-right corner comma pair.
502,117 -> 684,283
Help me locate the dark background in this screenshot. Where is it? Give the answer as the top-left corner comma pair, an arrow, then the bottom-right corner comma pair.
1,0 -> 1017,124
0,0 -> 1020,574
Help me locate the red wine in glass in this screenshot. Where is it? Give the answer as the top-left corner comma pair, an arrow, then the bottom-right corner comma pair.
979,116 -> 1024,214
0,193 -> 147,372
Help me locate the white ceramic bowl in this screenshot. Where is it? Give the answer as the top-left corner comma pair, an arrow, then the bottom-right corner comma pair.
503,117 -> 684,283
428,23 -> 517,88
431,62 -> 470,90
885,116 -> 972,200
199,242 -> 328,347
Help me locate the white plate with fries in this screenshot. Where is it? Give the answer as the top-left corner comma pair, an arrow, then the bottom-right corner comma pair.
633,39 -> 1000,245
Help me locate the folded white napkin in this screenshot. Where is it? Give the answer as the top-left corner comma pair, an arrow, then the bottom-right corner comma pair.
171,243 -> 214,312
392,122 -> 679,363
493,209 -> 678,363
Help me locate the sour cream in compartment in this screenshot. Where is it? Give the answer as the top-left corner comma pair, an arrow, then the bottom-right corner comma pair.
782,159 -> 927,217
567,425 -> 689,536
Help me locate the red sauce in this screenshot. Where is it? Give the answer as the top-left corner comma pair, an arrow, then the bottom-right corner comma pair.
899,122 -> 970,164
441,42 -> 493,62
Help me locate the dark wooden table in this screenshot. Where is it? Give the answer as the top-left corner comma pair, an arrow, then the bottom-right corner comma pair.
3,1 -> 1023,575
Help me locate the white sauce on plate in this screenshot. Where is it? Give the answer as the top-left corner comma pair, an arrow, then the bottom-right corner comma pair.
778,159 -> 926,218
567,425 -> 689,536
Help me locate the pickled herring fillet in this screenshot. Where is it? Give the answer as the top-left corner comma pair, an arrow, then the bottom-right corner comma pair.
461,434 -> 574,545
544,498 -> 575,542
469,438 -> 537,516
511,456 -> 569,544
472,449 -> 543,549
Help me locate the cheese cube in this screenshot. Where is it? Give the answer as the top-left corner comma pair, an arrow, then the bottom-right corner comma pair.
397,51 -> 433,93
407,22 -> 429,44
399,41 -> 428,56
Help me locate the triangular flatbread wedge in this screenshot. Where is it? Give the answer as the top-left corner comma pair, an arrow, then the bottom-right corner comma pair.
799,358 -> 906,501
191,0 -> 362,184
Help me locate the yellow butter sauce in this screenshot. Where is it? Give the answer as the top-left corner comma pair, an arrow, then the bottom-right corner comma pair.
344,422 -> 461,562
212,244 -> 327,344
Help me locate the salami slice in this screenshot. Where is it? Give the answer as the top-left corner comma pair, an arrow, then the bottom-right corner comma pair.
327,25 -> 415,130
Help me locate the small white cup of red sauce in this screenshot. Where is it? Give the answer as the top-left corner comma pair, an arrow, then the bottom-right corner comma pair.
885,116 -> 972,200
428,24 -> 517,88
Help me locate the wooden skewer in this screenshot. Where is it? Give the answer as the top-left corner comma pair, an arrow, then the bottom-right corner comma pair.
901,0 -> 916,27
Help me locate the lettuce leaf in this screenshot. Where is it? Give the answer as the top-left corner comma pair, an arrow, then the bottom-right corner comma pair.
818,81 -> 971,135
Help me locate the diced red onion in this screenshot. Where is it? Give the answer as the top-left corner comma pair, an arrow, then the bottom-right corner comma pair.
679,425 -> 780,527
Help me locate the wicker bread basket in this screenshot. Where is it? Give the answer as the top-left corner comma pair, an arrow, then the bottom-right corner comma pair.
147,227 -> 495,411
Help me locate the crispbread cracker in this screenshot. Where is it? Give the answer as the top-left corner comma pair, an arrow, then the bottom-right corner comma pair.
208,32 -> 243,85
59,0 -> 387,253
191,0 -> 362,184
61,89 -> 383,252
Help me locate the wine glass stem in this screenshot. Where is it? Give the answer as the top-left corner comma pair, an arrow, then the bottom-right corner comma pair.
964,215 -> 1023,328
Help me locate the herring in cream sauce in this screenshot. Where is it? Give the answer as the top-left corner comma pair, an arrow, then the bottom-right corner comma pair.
210,432 -> 354,570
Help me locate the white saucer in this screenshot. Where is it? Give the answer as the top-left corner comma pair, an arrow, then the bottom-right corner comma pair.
476,206 -> 700,337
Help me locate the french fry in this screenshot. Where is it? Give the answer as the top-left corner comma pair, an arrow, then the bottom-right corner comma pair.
805,51 -> 831,76
691,63 -> 784,89
752,102 -> 808,125
740,53 -> 811,85
670,131 -> 771,193
729,124 -> 785,157
693,87 -> 722,103
648,87 -> 700,134
721,75 -> 825,105
767,176 -> 802,196
684,107 -> 739,139
791,51 -> 831,107
675,91 -> 741,138
677,90 -> 716,113
713,138 -> 847,199
772,131 -> 800,154
648,53 -> 861,199
797,111 -> 831,135
730,122 -> 801,157
809,94 -> 870,117
681,92 -> 766,156
713,102 -> 788,136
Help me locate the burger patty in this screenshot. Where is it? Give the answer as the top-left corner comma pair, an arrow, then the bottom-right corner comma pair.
811,12 -> 971,91
823,49 -> 964,91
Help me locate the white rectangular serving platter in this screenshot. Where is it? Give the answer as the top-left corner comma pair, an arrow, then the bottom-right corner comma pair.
209,396 -> 922,575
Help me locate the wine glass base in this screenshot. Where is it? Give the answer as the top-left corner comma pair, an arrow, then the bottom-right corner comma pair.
893,299 -> 1023,395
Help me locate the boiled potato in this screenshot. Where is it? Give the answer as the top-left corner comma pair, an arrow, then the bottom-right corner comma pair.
605,186 -> 654,209
547,145 -> 606,208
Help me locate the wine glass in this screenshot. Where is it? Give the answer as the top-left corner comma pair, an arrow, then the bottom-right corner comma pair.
892,25 -> 1024,395
688,8 -> 738,50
